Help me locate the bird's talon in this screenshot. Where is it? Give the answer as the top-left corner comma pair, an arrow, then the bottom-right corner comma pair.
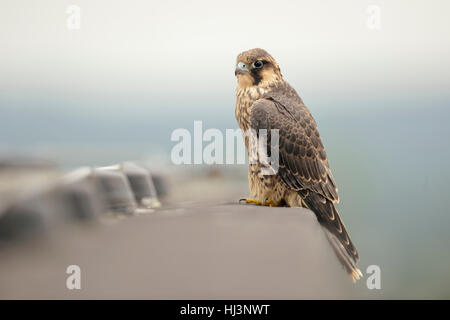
239,198 -> 281,207
239,198 -> 263,205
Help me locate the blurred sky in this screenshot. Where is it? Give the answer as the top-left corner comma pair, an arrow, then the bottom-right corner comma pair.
1,0 -> 449,102
1,0 -> 450,155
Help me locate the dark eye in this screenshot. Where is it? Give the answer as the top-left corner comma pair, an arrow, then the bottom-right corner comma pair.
253,60 -> 264,68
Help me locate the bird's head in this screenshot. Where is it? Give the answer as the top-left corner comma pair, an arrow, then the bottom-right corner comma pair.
235,48 -> 282,88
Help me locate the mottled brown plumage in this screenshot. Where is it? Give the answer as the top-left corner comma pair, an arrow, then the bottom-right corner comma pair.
235,48 -> 361,281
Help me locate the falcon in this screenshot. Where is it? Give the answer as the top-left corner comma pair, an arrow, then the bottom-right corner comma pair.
234,48 -> 362,281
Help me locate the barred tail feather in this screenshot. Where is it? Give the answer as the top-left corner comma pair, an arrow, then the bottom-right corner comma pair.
323,227 -> 362,282
300,191 -> 362,282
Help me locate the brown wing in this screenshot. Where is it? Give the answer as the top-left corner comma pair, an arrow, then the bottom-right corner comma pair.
250,95 -> 360,278
250,95 -> 339,203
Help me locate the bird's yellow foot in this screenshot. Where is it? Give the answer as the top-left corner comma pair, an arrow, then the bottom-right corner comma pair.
263,198 -> 281,207
239,198 -> 281,207
239,198 -> 263,205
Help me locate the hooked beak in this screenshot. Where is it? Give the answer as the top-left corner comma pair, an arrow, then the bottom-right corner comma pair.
235,62 -> 249,76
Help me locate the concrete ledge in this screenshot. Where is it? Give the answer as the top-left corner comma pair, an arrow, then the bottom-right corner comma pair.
0,202 -> 356,299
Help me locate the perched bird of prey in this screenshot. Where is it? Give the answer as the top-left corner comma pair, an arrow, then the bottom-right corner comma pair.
235,48 -> 362,281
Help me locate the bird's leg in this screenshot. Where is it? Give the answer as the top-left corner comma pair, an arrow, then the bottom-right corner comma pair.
239,198 -> 282,207
239,198 -> 263,205
263,198 -> 282,207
